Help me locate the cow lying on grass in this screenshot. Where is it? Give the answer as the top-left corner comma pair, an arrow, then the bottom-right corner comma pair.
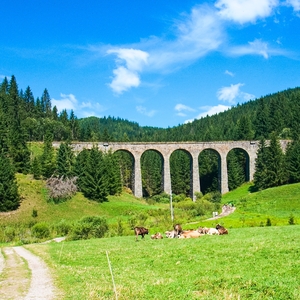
179,230 -> 203,239
151,232 -> 163,239
134,226 -> 149,241
216,224 -> 228,235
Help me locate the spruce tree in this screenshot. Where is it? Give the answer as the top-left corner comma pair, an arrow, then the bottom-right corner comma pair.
7,76 -> 31,173
31,156 -> 42,179
56,141 -> 75,178
80,147 -> 109,202
265,132 -> 285,188
253,138 -> 269,190
40,131 -> 56,178
0,152 -> 21,211
227,150 -> 245,190
141,150 -> 163,197
104,150 -> 122,195
285,139 -> 300,183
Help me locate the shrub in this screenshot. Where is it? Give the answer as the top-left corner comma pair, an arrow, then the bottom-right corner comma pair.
194,191 -> 203,200
31,222 -> 50,239
266,218 -> 272,226
288,214 -> 295,225
69,216 -> 108,240
53,219 -> 72,236
46,176 -> 78,203
175,200 -> 196,211
32,209 -> 38,218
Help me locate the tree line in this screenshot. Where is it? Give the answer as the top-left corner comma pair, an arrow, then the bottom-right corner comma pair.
1,76 -> 300,212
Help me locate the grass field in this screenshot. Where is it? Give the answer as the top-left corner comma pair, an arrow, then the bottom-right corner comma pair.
26,225 -> 300,300
1,173 -> 300,298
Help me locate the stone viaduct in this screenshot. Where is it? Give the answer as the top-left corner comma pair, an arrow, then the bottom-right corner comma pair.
54,140 -> 289,199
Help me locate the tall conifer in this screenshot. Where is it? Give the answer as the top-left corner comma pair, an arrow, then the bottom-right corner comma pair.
0,152 -> 20,211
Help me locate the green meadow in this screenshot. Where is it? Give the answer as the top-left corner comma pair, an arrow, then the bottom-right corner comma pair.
1,175 -> 300,299
26,225 -> 300,299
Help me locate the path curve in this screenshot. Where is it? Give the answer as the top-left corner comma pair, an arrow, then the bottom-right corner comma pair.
13,246 -> 56,300
0,246 -> 57,300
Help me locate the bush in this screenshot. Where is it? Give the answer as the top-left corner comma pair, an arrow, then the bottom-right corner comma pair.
266,218 -> 272,226
69,216 -> 108,240
46,176 -> 78,203
31,222 -> 50,239
175,201 -> 196,211
32,209 -> 38,218
53,219 -> 72,236
288,214 -> 295,225
203,191 -> 222,203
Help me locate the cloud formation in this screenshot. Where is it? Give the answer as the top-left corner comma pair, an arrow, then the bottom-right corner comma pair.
52,93 -> 77,111
175,104 -> 196,116
215,0 -> 278,23
286,0 -> 300,11
185,104 -> 231,123
107,48 -> 149,94
52,93 -> 107,118
217,83 -> 255,104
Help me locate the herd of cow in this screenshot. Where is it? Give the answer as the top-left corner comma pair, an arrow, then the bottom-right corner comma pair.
134,223 -> 228,241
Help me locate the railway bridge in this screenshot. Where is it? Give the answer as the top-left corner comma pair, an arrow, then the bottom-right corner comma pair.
53,140 -> 289,198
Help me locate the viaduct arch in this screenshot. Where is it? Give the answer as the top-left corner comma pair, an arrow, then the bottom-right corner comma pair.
54,140 -> 289,198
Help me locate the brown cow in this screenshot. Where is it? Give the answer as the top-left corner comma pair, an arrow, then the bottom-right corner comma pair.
134,226 -> 149,241
151,232 -> 163,239
174,224 -> 183,236
216,224 -> 228,235
179,230 -> 202,239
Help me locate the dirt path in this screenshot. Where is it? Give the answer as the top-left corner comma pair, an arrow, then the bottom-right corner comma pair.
0,246 -> 58,300
206,205 -> 236,221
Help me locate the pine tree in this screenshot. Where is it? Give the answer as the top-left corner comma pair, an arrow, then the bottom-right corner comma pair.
56,141 -> 75,178
0,152 -> 21,212
104,150 -> 122,195
141,150 -> 163,197
31,156 -> 42,179
227,150 -> 245,190
254,98 -> 270,139
6,76 -> 31,173
253,138 -> 269,190
80,147 -> 109,202
265,132 -> 285,187
41,88 -> 52,117
285,139 -> 300,183
40,131 -> 56,178
235,115 -> 254,140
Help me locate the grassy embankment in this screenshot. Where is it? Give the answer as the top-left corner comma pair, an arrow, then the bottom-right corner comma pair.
27,225 -> 300,299
1,168 -> 300,298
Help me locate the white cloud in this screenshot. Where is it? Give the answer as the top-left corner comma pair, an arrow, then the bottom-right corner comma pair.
217,83 -> 255,104
175,104 -> 195,116
225,70 -> 234,76
51,93 -> 77,111
217,83 -> 243,103
107,48 -> 149,94
136,105 -> 156,117
285,0 -> 300,11
215,0 -> 279,23
185,104 -> 230,123
51,93 -> 107,118
109,66 -> 141,94
147,5 -> 224,71
230,39 -> 270,58
175,104 -> 195,112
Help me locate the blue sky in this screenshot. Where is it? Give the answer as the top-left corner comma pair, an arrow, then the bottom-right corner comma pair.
1,0 -> 300,128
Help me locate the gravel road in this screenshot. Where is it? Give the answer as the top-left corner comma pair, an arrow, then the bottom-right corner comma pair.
0,246 -> 58,300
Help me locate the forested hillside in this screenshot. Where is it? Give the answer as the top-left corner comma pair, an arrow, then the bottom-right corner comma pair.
1,76 -> 300,143
1,76 -> 300,212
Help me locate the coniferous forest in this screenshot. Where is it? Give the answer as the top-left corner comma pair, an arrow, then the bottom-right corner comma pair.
1,75 -> 300,211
